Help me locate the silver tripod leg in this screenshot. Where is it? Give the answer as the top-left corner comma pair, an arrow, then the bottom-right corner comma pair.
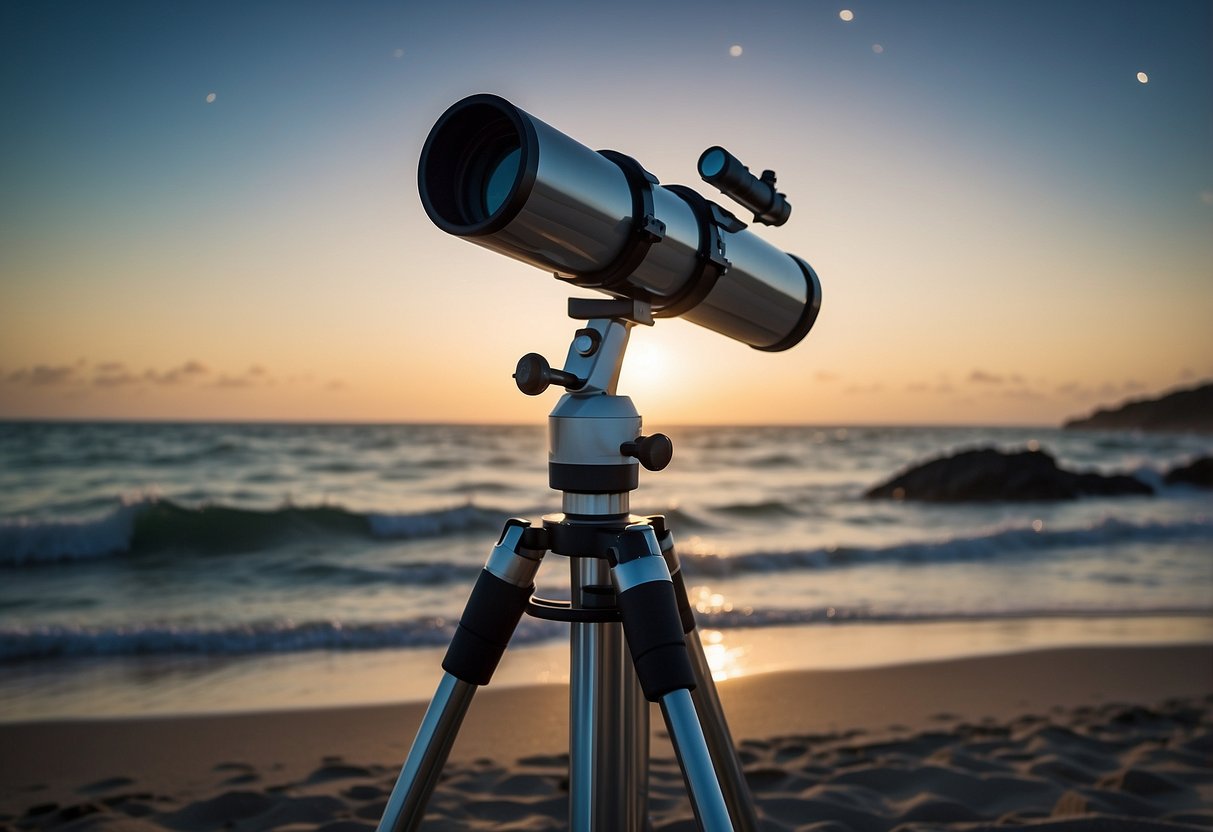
612,524 -> 734,832
659,688 -> 733,832
686,632 -> 759,832
570,557 -> 649,831
654,519 -> 759,832
376,520 -> 544,832
377,673 -> 475,832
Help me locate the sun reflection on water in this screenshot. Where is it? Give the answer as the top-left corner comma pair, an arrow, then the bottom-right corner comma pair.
692,587 -> 750,681
691,585 -> 734,614
699,628 -> 748,681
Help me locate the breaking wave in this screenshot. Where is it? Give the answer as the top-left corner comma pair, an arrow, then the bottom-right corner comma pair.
0,498 -> 509,565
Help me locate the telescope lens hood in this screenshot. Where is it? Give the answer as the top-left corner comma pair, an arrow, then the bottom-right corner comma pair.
418,94 -> 539,237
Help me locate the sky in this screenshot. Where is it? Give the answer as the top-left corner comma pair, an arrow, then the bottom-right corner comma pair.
1,0 -> 1210,426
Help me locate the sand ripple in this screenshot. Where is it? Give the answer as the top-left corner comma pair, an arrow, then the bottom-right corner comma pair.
6,697 -> 1210,831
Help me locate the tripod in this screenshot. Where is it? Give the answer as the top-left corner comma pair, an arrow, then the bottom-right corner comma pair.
376,298 -> 759,832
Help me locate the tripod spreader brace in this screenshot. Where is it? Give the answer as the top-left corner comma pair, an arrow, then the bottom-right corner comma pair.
444,517 -> 696,702
443,512 -> 695,685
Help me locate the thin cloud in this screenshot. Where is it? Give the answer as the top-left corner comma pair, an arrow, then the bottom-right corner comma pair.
93,369 -> 141,388
210,364 -> 275,390
905,381 -> 954,394
1000,387 -> 1047,400
146,360 -> 211,386
212,374 -> 255,389
968,370 -> 1004,384
1,359 -> 262,393
5,364 -> 78,386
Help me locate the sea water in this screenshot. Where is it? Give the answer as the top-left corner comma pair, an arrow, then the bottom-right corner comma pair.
1,422 -> 1210,720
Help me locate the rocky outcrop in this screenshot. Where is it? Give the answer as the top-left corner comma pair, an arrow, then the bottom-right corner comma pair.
1164,456 -> 1213,488
864,447 -> 1153,502
1064,383 -> 1213,433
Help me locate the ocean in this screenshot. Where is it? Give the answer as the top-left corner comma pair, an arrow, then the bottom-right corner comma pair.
1,421 -> 1210,721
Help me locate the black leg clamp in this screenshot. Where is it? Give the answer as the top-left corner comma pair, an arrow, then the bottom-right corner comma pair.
611,525 -> 697,701
442,519 -> 543,686
442,570 -> 533,686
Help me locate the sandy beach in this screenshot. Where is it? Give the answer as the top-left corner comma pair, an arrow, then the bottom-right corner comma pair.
2,643 -> 1210,831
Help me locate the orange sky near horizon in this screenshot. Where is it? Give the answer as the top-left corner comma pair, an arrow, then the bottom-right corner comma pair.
2,1 -> 1210,427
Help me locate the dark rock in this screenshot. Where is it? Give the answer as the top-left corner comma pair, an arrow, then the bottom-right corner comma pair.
864,447 -> 1153,502
56,802 -> 105,821
23,803 -> 58,817
1164,456 -> 1213,488
1071,471 -> 1158,497
1063,382 -> 1213,433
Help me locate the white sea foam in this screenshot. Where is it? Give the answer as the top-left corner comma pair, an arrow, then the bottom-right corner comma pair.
0,501 -> 146,565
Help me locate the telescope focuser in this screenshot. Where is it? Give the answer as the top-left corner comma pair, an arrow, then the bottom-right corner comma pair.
514,353 -> 584,396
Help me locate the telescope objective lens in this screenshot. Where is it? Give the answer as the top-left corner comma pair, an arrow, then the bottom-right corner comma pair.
457,128 -> 521,224
484,147 -> 521,216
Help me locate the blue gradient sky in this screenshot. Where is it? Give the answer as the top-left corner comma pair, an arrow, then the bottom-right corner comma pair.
1,0 -> 1210,424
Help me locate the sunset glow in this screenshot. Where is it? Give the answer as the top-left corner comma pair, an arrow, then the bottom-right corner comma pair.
1,1 -> 1209,426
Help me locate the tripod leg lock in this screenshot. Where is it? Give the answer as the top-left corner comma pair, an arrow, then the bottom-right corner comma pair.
442,519 -> 544,686
611,525 -> 697,701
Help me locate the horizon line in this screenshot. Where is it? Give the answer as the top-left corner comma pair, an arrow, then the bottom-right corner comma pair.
0,416 -> 1084,431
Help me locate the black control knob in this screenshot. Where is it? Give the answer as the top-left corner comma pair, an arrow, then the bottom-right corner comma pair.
513,353 -> 583,396
620,434 -> 673,471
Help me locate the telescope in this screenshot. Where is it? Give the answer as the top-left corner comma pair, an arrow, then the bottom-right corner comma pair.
378,95 -> 826,832
418,93 -> 821,351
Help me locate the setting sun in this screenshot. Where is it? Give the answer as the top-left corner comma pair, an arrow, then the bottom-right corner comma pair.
618,329 -> 672,398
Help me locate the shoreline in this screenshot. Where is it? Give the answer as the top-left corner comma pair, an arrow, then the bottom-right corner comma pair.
2,644 -> 1210,821
2,614 -> 1209,724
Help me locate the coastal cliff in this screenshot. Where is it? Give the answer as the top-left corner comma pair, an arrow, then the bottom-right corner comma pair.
1063,382 -> 1213,433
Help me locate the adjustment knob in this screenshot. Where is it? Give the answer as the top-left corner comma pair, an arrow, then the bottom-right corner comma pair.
620,434 -> 673,471
513,353 -> 583,396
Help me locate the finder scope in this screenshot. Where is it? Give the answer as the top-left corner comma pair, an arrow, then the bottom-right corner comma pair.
698,146 -> 791,227
418,94 -> 821,351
